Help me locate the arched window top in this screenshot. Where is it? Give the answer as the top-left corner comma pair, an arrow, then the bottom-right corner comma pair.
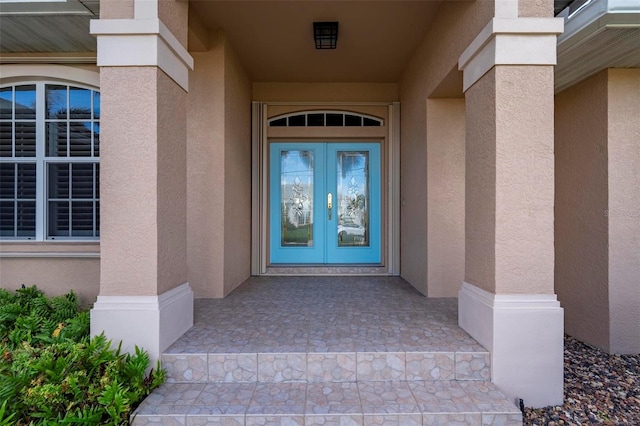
269,111 -> 383,127
1,82 -> 100,124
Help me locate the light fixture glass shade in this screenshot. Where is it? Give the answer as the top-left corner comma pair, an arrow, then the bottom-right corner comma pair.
313,22 -> 338,49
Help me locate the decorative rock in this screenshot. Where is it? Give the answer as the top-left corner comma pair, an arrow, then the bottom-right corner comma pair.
524,336 -> 640,425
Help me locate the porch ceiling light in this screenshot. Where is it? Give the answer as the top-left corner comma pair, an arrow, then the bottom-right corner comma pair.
313,22 -> 339,49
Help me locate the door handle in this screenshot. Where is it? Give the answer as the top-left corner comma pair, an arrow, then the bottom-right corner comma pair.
327,193 -> 333,220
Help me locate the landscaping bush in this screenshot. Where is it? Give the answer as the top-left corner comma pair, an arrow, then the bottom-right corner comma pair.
0,286 -> 165,425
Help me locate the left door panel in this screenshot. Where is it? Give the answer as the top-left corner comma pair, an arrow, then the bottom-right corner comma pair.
270,143 -> 325,263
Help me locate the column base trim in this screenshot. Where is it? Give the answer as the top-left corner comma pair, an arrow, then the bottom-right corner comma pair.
459,282 -> 564,408
91,283 -> 193,363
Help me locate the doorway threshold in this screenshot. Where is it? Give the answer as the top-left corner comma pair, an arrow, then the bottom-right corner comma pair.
265,265 -> 391,276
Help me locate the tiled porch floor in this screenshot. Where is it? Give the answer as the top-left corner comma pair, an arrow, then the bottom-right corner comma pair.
167,276 -> 485,354
134,277 -> 522,425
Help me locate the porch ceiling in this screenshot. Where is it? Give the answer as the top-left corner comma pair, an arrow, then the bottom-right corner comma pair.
189,1 -> 442,82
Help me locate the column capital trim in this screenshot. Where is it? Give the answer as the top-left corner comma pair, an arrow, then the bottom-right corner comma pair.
458,18 -> 565,92
90,18 -> 194,91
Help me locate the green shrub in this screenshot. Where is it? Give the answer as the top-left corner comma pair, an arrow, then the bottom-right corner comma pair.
0,286 -> 165,425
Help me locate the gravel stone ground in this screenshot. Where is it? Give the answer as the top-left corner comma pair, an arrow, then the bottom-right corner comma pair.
524,336 -> 640,425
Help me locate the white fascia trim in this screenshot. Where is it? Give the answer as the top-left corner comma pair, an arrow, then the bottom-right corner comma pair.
91,282 -> 194,362
90,18 -> 194,92
558,0 -> 640,47
459,282 -> 564,408
459,18 -> 565,92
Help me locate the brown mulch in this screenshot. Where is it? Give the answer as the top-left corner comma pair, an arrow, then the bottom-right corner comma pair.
524,335 -> 640,425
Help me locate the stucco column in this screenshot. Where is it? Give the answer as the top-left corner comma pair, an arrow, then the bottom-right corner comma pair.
88,0 -> 195,362
457,16 -> 565,407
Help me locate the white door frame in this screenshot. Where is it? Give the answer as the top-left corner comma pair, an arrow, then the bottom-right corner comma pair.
251,102 -> 400,276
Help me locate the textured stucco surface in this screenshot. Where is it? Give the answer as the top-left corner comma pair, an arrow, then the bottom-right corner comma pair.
519,0 -> 553,17
223,37 -> 252,296
426,99 -> 465,297
100,0 -> 134,19
556,69 -> 640,354
464,68 -> 497,293
0,258 -> 99,306
156,69 -> 188,295
555,70 -> 611,351
187,46 -> 225,298
159,0 -> 188,47
606,69 -> 640,354
399,0 -> 493,295
466,66 -> 555,295
187,34 -> 251,298
253,83 -> 398,102
494,66 -> 555,295
100,67 -> 187,296
100,67 -> 159,296
0,243 -> 99,305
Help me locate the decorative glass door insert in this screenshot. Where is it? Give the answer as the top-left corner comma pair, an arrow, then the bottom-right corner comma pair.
336,151 -> 369,247
270,142 -> 380,264
280,150 -> 314,247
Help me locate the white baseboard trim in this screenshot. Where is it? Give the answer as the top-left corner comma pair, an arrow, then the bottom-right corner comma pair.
91,282 -> 193,363
459,282 -> 564,408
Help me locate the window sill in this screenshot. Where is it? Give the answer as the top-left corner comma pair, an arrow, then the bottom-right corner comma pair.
0,241 -> 100,258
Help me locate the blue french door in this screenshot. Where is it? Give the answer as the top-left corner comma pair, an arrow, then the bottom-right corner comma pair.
270,142 -> 381,264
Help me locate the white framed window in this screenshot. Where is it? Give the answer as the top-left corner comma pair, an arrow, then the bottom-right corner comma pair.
0,82 -> 100,240
268,111 -> 383,127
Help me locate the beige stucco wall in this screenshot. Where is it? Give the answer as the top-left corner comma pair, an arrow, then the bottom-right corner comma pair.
0,243 -> 99,306
426,99 -> 465,297
223,37 -> 252,295
519,0 -> 553,17
399,0 -> 493,294
100,0 -> 134,19
555,70 -> 611,349
607,69 -> 640,354
100,67 -> 188,296
253,83 -> 398,102
187,46 -> 225,298
159,0 -> 188,47
555,68 -> 640,354
187,34 -> 252,298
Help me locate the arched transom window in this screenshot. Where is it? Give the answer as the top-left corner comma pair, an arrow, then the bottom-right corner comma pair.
0,82 -> 100,240
269,111 -> 383,127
